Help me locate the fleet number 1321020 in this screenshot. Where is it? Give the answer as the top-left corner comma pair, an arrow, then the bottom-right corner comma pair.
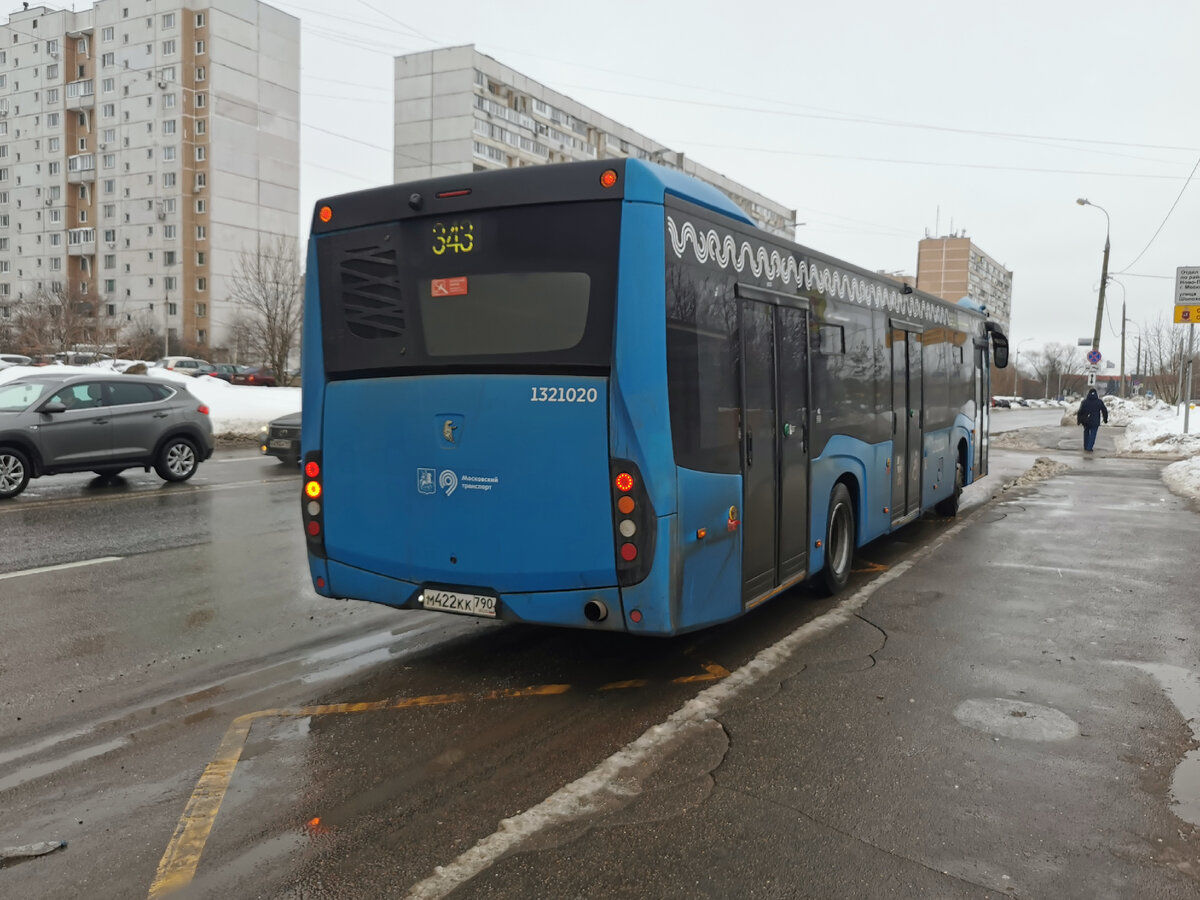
530,387 -> 598,403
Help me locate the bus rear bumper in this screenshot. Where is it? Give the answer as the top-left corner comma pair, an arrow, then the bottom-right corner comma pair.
319,560 -> 629,632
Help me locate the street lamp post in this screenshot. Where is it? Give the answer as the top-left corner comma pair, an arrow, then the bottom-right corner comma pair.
1076,198 -> 1111,357
1013,337 -> 1036,395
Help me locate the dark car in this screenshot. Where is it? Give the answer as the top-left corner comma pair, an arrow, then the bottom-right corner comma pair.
259,411 -> 301,465
0,373 -> 215,499
206,363 -> 245,383
231,367 -> 278,387
990,397 -> 1011,408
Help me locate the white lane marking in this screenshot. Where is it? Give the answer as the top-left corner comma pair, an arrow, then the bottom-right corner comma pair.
404,515 -> 976,900
0,556 -> 123,581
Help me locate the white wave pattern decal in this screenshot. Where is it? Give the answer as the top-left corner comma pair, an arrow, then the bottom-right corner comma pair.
667,216 -> 953,327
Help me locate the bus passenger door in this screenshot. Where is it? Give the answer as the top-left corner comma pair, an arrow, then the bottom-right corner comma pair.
776,307 -> 810,582
891,326 -> 923,525
740,301 -> 778,603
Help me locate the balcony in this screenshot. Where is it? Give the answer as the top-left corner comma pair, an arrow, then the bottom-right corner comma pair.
67,153 -> 96,184
66,79 -> 95,111
67,227 -> 96,257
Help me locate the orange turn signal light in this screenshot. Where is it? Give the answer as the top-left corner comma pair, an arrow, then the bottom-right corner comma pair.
617,495 -> 635,515
305,481 -> 322,499
318,205 -> 333,223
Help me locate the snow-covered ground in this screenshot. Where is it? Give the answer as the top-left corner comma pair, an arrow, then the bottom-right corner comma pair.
0,360 -> 299,436
3,362 -> 1199,501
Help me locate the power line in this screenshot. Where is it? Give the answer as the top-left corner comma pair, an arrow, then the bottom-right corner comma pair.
1113,154 -> 1200,274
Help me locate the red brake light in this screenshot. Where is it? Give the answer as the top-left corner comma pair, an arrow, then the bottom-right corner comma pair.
305,461 -> 320,478
615,472 -> 634,493
436,188 -> 472,198
619,543 -> 637,561
197,404 -> 210,415
306,521 -> 321,536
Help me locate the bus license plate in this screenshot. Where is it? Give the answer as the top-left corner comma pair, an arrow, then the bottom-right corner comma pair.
421,589 -> 498,619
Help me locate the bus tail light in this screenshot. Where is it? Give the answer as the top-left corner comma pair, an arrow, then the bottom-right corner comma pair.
610,459 -> 655,586
302,451 -> 326,559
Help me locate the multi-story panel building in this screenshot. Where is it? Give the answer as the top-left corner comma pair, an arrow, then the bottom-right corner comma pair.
394,45 -> 797,240
0,0 -> 299,358
916,235 -> 1012,332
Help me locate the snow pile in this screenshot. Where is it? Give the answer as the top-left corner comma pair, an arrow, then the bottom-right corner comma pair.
0,362 -> 300,437
1059,395 -> 1175,427
1001,456 -> 1071,491
1119,406 -> 1200,457
1163,457 -> 1200,503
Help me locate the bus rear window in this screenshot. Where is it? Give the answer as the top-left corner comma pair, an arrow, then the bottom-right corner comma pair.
422,272 -> 590,357
315,201 -> 619,375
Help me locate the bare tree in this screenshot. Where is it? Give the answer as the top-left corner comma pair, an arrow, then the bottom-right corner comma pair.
228,235 -> 303,384
1138,314 -> 1189,403
1025,342 -> 1086,399
13,286 -> 118,358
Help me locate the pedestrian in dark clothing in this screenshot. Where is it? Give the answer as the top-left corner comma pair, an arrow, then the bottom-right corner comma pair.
1076,388 -> 1109,452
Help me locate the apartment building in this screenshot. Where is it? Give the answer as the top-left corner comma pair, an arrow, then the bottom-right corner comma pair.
916,235 -> 1012,332
394,45 -> 797,240
0,0 -> 298,357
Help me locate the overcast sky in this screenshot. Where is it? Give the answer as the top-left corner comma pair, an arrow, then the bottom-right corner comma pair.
274,0 -> 1200,369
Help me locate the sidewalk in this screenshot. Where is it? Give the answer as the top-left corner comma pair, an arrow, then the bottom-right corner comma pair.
454,446 -> 1200,898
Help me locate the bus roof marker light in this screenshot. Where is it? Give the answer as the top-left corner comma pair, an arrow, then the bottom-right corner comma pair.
318,205 -> 333,223
436,189 -> 471,199
615,472 -> 634,493
599,169 -> 618,189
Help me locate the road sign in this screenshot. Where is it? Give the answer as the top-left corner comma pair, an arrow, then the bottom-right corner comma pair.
1175,305 -> 1200,324
1176,267 -> 1200,305
1086,349 -> 1102,365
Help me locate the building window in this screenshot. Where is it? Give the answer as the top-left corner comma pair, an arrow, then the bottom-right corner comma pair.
195,13 -> 205,28
104,254 -> 115,269
162,13 -> 176,29
102,103 -> 115,118
163,172 -> 176,187
162,39 -> 176,55
46,64 -> 57,78
195,118 -> 206,135
165,276 -> 177,290
162,93 -> 176,109
164,224 -> 176,239
195,173 -> 206,189
162,119 -> 176,136
162,146 -> 176,161
103,203 -> 115,218
196,226 -> 206,241
195,146 -> 206,162
195,40 -> 205,55
102,77 -> 114,93
196,277 -> 207,291
101,52 -> 114,67
195,66 -> 206,82
195,199 -> 206,214
195,92 -> 206,109
102,26 -> 114,43
196,251 -> 205,266
164,250 -> 177,265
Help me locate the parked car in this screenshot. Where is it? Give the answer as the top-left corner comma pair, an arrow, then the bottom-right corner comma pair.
259,411 -> 301,465
155,356 -> 210,376
231,367 -> 278,387
206,363 -> 246,383
0,373 -> 214,499
0,353 -> 33,369
990,397 -> 1011,409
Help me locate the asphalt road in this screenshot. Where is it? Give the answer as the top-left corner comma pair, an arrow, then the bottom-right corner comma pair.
1,433 -> 1198,899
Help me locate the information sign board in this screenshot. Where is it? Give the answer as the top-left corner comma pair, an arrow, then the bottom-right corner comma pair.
1176,267 -> 1200,305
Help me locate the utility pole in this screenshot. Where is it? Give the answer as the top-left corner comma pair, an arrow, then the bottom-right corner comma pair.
1119,300 -> 1126,397
1076,198 -> 1111,356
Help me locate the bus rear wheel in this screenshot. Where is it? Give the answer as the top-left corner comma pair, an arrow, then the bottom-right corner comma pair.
935,457 -> 964,517
821,483 -> 855,595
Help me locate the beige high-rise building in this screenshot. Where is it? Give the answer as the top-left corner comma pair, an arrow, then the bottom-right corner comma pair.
393,45 -> 797,240
916,235 -> 1012,331
0,0 -> 299,358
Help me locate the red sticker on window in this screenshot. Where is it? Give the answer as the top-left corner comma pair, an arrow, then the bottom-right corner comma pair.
431,276 -> 468,297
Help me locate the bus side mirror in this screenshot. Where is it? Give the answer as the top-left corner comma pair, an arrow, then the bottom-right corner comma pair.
992,336 -> 1009,368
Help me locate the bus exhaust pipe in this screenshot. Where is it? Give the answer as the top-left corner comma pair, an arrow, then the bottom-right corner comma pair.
583,600 -> 608,622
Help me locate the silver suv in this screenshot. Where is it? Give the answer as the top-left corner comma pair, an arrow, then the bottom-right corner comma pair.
0,373 -> 215,499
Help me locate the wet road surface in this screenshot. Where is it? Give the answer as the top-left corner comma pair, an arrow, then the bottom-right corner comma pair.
1,433 -> 1198,898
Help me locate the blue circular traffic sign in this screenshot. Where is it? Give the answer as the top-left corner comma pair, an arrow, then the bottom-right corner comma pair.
1086,349 -> 1102,365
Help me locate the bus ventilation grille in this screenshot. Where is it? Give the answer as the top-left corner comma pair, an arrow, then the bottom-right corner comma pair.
338,244 -> 408,340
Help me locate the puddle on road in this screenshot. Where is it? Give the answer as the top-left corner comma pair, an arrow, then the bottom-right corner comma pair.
0,737 -> 129,793
1119,662 -> 1200,827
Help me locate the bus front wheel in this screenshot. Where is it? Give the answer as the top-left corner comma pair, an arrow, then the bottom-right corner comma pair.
821,483 -> 855,595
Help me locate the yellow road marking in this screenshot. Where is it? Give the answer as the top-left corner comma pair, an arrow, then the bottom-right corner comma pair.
148,684 -> 570,897
600,679 -> 651,690
673,660 -> 732,684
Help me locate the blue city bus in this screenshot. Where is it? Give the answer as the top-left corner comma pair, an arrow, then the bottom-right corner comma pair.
300,159 -> 1008,636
